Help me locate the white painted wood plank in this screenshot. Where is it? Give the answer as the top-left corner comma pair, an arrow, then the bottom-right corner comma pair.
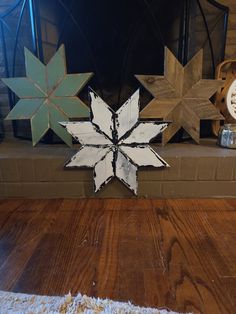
90,90 -> 114,140
60,121 -> 112,145
121,122 -> 168,144
94,150 -> 114,192
66,146 -> 111,168
116,150 -> 137,194
120,145 -> 169,167
116,89 -> 140,140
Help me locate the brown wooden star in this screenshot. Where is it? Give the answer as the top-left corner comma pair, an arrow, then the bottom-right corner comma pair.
136,48 -> 224,145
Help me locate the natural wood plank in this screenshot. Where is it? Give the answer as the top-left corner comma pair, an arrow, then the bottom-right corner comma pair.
0,199 -> 62,291
0,199 -> 236,314
136,48 -> 224,145
165,199 -> 236,211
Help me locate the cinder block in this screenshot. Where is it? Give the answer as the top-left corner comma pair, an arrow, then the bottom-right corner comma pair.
216,157 -> 235,180
162,157 -> 181,180
4,183 -> 25,198
198,157 -> 218,180
0,183 -> 5,198
84,179 -> 134,198
138,168 -> 164,181
0,159 -> 20,182
180,157 -> 198,180
34,158 -> 54,181
52,158 -> 93,182
17,159 -> 35,182
0,166 -> 2,181
162,181 -> 236,198
234,161 -> 236,180
4,182 -> 86,198
139,181 -> 162,197
84,179 -> 162,198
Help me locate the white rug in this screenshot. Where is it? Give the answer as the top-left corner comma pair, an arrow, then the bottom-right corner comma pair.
0,291 -> 188,314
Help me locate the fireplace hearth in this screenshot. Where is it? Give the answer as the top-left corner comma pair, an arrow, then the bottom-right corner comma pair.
0,0 -> 229,143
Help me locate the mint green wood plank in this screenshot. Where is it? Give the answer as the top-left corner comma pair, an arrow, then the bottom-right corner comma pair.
49,106 -> 72,147
31,105 -> 49,146
2,78 -> 45,98
5,99 -> 44,120
2,44 -> 93,146
24,48 -> 47,93
53,73 -> 93,96
46,45 -> 66,92
50,97 -> 89,118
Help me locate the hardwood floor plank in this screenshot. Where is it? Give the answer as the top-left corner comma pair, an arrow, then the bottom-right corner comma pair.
226,199 -> 236,209
0,199 -> 235,314
0,199 -> 62,290
96,210 -> 120,299
165,206 -> 234,313
0,199 -> 26,230
165,199 -> 236,211
220,278 -> 236,310
13,203 -> 105,295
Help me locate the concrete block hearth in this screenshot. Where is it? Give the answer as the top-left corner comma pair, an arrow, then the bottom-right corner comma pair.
0,138 -> 236,198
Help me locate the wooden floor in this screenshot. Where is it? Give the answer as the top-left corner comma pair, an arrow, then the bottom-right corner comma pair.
0,199 -> 236,313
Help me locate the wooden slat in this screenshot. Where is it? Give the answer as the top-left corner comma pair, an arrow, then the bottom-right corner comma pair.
0,199 -> 235,314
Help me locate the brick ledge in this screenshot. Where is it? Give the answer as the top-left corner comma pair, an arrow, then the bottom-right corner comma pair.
0,138 -> 236,198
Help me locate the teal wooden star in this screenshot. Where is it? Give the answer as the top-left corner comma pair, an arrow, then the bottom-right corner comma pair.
2,45 -> 93,146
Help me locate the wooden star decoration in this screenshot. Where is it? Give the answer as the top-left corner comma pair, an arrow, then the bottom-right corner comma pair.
61,89 -> 169,195
136,47 -> 224,145
2,45 -> 93,146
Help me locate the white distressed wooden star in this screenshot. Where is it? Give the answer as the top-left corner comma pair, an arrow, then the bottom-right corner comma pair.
61,89 -> 169,194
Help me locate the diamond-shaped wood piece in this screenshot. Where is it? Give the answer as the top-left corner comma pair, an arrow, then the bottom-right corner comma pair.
136,48 -> 224,145
2,45 -> 93,146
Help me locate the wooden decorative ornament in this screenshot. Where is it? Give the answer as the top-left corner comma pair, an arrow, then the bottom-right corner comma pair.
136,47 -> 224,145
2,45 -> 93,147
61,89 -> 169,195
212,59 -> 236,136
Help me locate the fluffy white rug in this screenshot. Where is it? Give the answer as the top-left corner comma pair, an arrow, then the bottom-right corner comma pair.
0,290 -> 188,314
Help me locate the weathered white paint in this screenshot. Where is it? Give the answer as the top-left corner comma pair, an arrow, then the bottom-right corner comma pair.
120,145 -> 169,167
94,150 -> 114,192
121,122 -> 168,144
66,146 -> 111,168
116,150 -> 137,194
116,89 -> 140,140
62,91 -> 169,194
60,121 -> 112,145
90,90 -> 114,140
227,79 -> 236,120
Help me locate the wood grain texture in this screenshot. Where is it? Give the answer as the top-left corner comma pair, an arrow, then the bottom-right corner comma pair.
217,1 -> 236,59
0,198 -> 236,314
136,48 -> 224,145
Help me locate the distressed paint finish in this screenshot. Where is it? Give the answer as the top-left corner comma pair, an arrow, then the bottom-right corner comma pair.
116,89 -> 140,139
90,91 -> 114,140
120,146 -> 168,167
60,122 -> 111,145
62,89 -> 169,195
2,45 -> 93,146
65,146 -> 110,168
136,47 -> 225,145
121,122 -> 167,144
116,150 -> 138,194
94,149 -> 114,193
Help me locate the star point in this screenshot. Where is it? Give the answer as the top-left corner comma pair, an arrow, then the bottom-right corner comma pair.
2,44 -> 93,146
63,90 -> 169,195
136,47 -> 224,145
